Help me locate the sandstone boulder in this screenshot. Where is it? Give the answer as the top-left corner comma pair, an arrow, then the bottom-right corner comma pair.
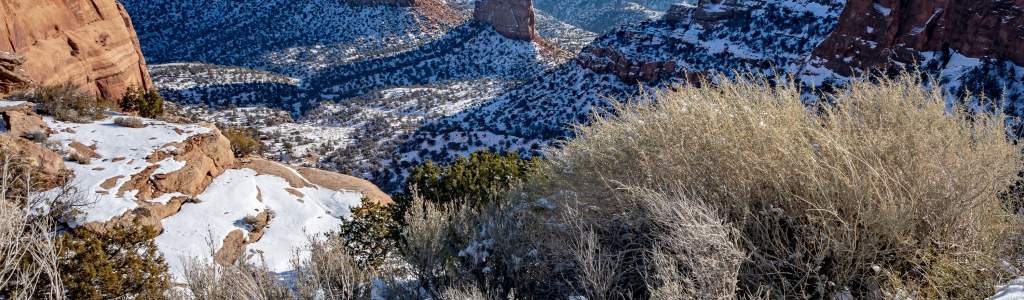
0,0 -> 153,100
0,134 -> 67,189
119,127 -> 237,201
214,230 -> 248,266
242,158 -> 311,189
0,102 -> 48,138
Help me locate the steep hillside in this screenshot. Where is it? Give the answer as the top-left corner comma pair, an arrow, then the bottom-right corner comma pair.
362,0 -> 846,187
123,0 -> 461,77
0,0 -> 152,99
124,0 -> 568,180
533,0 -> 680,33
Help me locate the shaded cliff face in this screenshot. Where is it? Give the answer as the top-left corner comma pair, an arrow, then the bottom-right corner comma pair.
808,0 -> 1024,77
0,0 -> 153,100
474,0 -> 538,41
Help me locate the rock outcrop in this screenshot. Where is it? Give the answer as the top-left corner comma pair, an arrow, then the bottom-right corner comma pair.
577,47 -> 682,83
0,52 -> 29,94
0,0 -> 153,100
0,101 -> 47,138
295,166 -> 393,205
808,0 -> 1024,77
474,0 -> 538,41
0,103 -> 66,189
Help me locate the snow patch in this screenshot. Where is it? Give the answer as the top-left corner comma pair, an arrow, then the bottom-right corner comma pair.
43,117 -> 211,226
156,168 -> 364,280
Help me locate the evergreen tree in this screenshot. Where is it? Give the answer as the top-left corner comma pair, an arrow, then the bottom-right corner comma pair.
58,222 -> 170,300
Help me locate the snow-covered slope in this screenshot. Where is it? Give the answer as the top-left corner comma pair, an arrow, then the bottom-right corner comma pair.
156,167 -> 362,277
360,0 -> 846,187
42,115 -> 374,280
533,0 -> 682,33
123,0 -> 458,77
45,117 -> 212,225
124,0 -> 570,186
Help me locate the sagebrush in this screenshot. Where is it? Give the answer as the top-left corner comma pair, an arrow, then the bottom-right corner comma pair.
534,74 -> 1022,298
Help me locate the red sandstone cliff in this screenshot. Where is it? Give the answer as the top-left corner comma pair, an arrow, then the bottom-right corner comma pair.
809,0 -> 1024,77
0,0 -> 153,99
474,0 -> 539,41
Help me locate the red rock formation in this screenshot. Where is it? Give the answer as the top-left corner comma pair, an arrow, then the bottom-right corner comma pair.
0,0 -> 153,100
0,52 -> 29,94
474,0 -> 538,41
577,47 -> 681,83
809,0 -> 1024,77
0,103 -> 67,189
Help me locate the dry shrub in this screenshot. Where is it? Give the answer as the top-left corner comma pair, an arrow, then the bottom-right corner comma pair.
113,117 -> 146,128
176,258 -> 290,300
223,127 -> 263,158
400,194 -> 457,297
439,284 -> 487,300
66,151 -> 90,165
0,154 -> 64,300
555,187 -> 744,300
638,189 -> 743,300
175,234 -> 376,300
292,235 -> 375,299
0,200 -> 63,300
9,82 -> 110,123
537,74 -> 1021,298
173,233 -> 291,300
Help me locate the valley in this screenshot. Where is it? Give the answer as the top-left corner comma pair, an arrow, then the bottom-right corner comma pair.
2,0 -> 1024,298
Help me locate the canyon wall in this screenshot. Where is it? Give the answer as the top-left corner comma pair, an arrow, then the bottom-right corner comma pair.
0,0 -> 153,99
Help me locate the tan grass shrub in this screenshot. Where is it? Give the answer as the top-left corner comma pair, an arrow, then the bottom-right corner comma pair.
292,236 -> 375,299
400,194 -> 457,297
10,82 -> 111,123
177,257 -> 291,300
439,284 -> 487,300
0,155 -> 64,300
637,189 -> 744,300
113,117 -> 146,128
538,74 -> 1021,298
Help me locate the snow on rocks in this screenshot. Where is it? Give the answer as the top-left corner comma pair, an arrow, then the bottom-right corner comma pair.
42,115 -> 373,281
44,116 -> 212,226
155,167 -> 364,280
